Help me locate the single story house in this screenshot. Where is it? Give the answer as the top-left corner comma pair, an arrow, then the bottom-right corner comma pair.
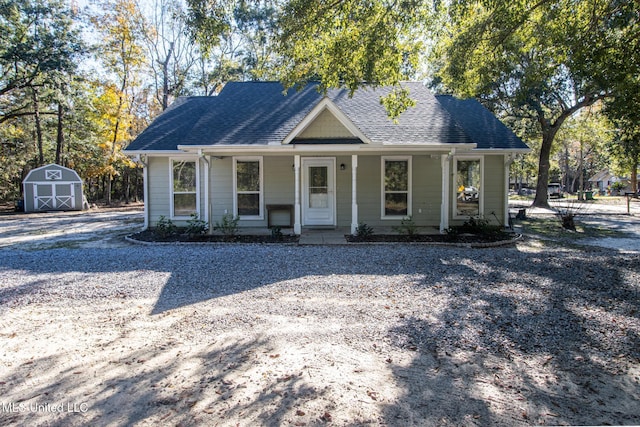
124,82 -> 529,234
588,170 -> 639,195
22,164 -> 85,212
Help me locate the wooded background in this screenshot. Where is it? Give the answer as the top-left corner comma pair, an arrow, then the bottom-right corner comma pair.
1,0 -> 637,208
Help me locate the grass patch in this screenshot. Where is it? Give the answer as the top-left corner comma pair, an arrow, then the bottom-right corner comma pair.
515,217 -> 628,240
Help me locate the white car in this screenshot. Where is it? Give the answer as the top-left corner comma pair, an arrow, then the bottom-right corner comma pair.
548,183 -> 563,199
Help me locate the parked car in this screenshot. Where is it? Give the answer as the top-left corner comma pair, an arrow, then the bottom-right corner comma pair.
548,183 -> 563,199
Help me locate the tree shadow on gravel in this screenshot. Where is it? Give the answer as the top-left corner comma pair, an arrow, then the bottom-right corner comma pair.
1,243 -> 638,425
0,335 -> 332,427
383,250 -> 640,426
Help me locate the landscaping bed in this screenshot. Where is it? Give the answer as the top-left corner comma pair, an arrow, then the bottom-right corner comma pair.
129,229 -> 299,244
345,232 -> 518,244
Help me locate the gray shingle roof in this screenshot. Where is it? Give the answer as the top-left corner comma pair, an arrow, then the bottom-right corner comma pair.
125,82 -> 527,152
435,95 -> 529,150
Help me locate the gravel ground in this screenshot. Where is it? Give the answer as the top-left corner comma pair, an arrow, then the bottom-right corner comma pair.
1,239 -> 639,426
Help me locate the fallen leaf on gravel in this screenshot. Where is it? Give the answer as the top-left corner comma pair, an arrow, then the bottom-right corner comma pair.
296,409 -> 306,416
321,412 -> 332,422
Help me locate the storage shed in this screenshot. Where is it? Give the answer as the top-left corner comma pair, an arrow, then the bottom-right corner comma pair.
22,164 -> 84,212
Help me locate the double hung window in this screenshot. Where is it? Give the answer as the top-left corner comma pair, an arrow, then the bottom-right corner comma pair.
234,157 -> 263,218
171,159 -> 198,218
382,157 -> 411,218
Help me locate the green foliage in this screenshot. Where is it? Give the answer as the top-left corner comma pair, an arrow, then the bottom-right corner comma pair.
155,215 -> 177,238
355,222 -> 374,238
275,0 -> 428,117
270,226 -> 283,241
393,216 -> 418,237
214,213 -> 239,238
186,213 -> 208,235
431,0 -> 636,208
610,181 -> 626,192
452,217 -> 503,236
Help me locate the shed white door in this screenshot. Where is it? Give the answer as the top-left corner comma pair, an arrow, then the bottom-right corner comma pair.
302,158 -> 336,226
34,183 -> 75,210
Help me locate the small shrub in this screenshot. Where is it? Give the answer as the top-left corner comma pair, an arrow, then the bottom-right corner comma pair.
270,226 -> 284,241
155,215 -> 176,238
355,222 -> 374,238
451,216 -> 503,235
553,200 -> 587,231
186,213 -> 208,235
214,213 -> 239,238
393,216 -> 418,237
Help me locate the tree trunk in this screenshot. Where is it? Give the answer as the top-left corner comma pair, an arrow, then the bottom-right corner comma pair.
632,159 -> 638,196
124,167 -> 130,204
578,143 -> 584,200
532,130 -> 556,208
32,88 -> 44,167
55,103 -> 64,165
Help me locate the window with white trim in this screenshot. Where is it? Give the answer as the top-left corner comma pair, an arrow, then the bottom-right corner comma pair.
454,158 -> 483,218
234,157 -> 263,219
171,159 -> 198,218
382,157 -> 411,218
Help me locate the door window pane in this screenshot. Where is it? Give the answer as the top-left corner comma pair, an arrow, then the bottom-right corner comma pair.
308,166 -> 328,208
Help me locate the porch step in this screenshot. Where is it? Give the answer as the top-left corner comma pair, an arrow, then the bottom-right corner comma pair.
298,228 -> 348,245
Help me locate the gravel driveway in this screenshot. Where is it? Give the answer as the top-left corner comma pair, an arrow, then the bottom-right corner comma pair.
0,209 -> 639,426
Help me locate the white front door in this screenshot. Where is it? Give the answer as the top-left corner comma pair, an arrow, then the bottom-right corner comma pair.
302,158 -> 336,226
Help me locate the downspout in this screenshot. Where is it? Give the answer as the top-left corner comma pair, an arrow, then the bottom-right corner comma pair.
199,149 -> 210,233
135,154 -> 150,230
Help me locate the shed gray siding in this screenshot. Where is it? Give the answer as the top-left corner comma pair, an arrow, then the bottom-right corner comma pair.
22,164 -> 84,212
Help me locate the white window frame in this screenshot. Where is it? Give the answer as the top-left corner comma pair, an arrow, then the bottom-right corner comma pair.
233,156 -> 264,220
381,156 -> 412,219
170,157 -> 200,220
453,156 -> 484,219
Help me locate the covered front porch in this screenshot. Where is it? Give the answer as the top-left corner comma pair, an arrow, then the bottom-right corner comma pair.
190,150 -> 504,236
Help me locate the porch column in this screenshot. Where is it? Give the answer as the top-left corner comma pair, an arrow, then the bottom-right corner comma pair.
440,153 -> 451,233
294,155 -> 301,234
350,154 -> 358,235
199,151 -> 210,226
504,154 -> 515,228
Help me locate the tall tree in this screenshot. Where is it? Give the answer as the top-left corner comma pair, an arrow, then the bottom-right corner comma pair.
432,0 -> 638,208
606,77 -> 640,195
89,0 -> 146,204
0,0 -> 84,202
145,0 -> 198,111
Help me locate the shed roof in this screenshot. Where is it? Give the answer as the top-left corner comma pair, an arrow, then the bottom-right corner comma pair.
23,163 -> 83,183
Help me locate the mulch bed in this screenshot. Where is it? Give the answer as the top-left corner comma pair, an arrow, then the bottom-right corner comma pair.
345,232 -> 517,244
129,229 -> 299,244
130,229 -> 517,245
